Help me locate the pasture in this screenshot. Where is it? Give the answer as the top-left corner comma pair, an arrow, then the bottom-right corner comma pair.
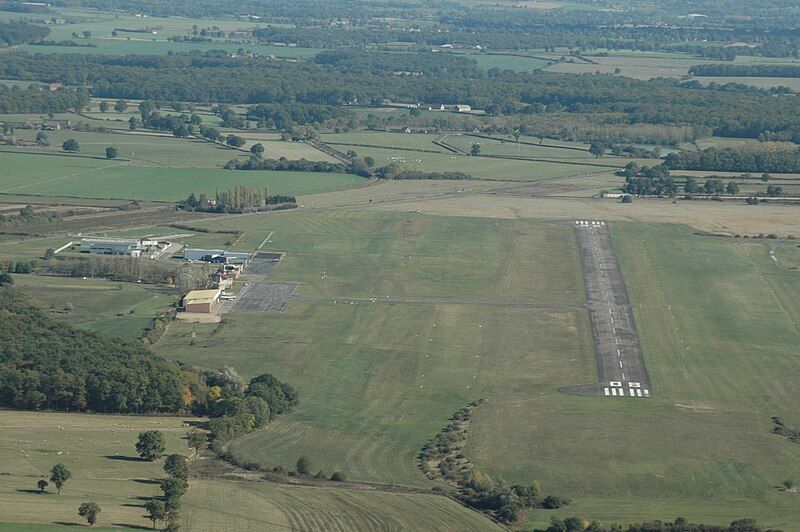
0,410 -> 197,530
332,144 -> 614,181
0,151 -> 364,201
12,274 -> 177,340
183,479 -> 503,531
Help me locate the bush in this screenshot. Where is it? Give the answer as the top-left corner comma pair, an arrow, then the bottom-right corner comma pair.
330,471 -> 348,482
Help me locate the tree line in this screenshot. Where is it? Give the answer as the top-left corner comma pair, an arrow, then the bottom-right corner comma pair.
178,186 -> 297,214
664,143 -> 800,173
689,64 -> 800,79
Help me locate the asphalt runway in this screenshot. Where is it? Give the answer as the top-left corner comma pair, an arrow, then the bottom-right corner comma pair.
562,220 -> 652,399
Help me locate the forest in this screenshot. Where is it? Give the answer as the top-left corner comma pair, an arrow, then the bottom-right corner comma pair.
4,52 -> 800,141
0,288 -> 187,413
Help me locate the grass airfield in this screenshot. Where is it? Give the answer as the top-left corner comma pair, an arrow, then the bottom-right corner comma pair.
149,209 -> 800,527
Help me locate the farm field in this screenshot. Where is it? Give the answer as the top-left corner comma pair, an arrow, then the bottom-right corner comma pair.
12,274 -> 177,340
0,411 -> 197,530
461,53 -> 550,72
183,479 -> 503,531
332,144 -> 615,181
0,152 -> 365,201
8,129 -> 243,167
692,76 -> 800,91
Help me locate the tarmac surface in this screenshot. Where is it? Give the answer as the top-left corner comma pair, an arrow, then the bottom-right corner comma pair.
561,220 -> 652,398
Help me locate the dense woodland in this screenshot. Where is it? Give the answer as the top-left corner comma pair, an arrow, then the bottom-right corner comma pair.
0,288 -> 187,413
0,20 -> 49,46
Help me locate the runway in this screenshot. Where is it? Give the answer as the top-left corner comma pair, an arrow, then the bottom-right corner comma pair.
562,220 -> 652,399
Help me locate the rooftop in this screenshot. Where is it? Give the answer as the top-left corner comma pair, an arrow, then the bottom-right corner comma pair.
184,289 -> 221,304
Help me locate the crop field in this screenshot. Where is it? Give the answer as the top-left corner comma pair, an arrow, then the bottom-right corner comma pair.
0,152 -> 364,201
183,480 -> 503,531
0,411 -> 197,530
12,274 -> 177,340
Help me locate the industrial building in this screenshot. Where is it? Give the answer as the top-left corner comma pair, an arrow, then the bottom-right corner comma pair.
182,289 -> 221,313
183,248 -> 252,264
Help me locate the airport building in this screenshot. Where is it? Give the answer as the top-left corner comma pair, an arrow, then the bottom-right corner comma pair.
182,289 -> 221,313
80,238 -> 148,257
183,248 -> 252,264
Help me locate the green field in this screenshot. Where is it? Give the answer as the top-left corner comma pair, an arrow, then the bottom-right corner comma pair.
334,144 -> 613,181
0,151 -> 364,201
155,212 -> 587,489
12,274 -> 177,340
183,479 -> 503,531
0,411 -> 196,530
149,210 -> 800,527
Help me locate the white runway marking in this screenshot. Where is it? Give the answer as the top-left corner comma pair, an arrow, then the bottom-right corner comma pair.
636,389 -> 642,397
604,388 -> 610,396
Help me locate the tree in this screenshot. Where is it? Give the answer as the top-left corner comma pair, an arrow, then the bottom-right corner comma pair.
766,184 -> 783,196
99,101 -> 109,113
364,156 -> 375,167
683,176 -> 698,193
114,99 -> 128,113
43,248 -> 55,260
144,499 -> 166,529
725,181 -> 740,195
761,173 -> 771,182
35,132 -> 49,145
226,135 -> 246,148
160,477 -> 188,508
784,479 -> 795,490
621,195 -> 632,203
136,431 -> 166,461
186,429 -> 207,458
470,143 -> 481,156
129,117 -> 139,130
330,471 -> 347,482
0,272 -> 13,286
82,30 -> 92,39
78,502 -> 101,527
296,456 -> 311,475
589,142 -> 605,158
62,139 -> 80,152
164,454 -> 188,480
37,479 -> 48,492
105,146 -> 119,159
50,463 -> 71,494
250,143 -> 265,157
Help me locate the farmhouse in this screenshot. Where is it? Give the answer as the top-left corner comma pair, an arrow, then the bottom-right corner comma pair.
452,104 -> 472,113
182,289 -> 221,313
